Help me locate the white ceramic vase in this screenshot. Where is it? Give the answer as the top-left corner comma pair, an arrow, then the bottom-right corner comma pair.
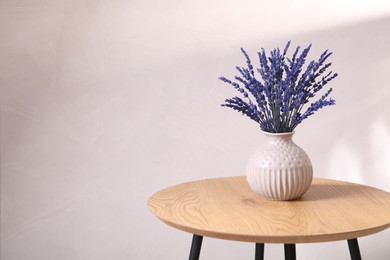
246,132 -> 313,201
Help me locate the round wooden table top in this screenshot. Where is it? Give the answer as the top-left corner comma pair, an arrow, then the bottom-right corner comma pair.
148,177 -> 390,244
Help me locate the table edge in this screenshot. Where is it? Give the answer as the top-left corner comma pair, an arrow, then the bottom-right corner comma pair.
155,216 -> 390,243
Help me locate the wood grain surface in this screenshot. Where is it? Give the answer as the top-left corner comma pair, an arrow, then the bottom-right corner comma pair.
148,177 -> 390,243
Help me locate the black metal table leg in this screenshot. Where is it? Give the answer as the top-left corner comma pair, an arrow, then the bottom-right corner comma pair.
284,244 -> 296,260
348,239 -> 362,260
255,243 -> 264,260
189,234 -> 203,260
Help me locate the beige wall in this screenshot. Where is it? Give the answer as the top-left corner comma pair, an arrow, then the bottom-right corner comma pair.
1,1 -> 390,259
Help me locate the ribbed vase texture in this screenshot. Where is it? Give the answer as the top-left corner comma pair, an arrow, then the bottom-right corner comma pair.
246,132 -> 313,201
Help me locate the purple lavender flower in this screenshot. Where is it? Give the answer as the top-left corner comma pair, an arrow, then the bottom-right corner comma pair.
219,41 -> 338,133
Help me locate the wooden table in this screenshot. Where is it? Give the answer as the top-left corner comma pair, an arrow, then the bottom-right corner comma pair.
148,177 -> 390,260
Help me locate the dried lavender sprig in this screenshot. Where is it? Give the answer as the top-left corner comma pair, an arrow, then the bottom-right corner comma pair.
219,42 -> 338,133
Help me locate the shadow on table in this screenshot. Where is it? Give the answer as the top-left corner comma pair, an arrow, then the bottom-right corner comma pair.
297,182 -> 370,201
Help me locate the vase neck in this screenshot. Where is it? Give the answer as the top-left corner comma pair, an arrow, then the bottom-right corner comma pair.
263,132 -> 294,143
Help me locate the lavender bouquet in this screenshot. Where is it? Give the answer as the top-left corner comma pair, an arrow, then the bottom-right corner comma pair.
219,41 -> 338,133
